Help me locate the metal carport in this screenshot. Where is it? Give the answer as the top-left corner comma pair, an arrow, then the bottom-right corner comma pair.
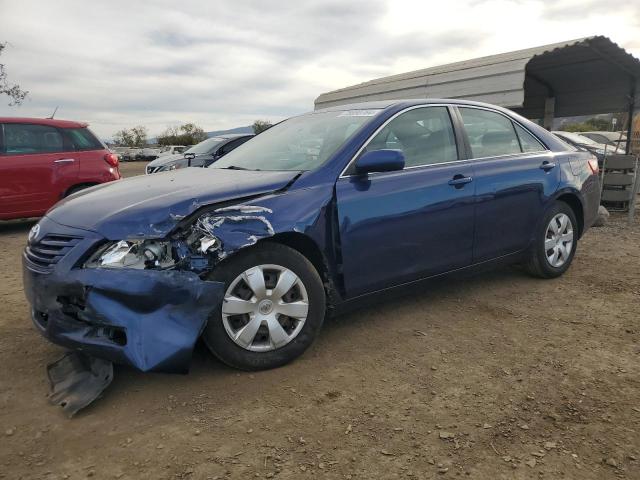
314,36 -> 640,151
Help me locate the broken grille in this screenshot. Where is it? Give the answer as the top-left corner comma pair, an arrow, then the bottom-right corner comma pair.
25,234 -> 83,270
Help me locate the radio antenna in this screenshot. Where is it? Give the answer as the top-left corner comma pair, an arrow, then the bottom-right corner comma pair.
48,106 -> 59,119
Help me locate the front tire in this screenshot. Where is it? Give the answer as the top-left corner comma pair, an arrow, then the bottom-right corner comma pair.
524,201 -> 578,279
202,243 -> 326,371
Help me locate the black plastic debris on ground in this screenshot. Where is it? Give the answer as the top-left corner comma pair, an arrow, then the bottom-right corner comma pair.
47,351 -> 113,417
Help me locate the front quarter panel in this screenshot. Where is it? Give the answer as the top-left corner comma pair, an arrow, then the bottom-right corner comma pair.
185,180 -> 338,264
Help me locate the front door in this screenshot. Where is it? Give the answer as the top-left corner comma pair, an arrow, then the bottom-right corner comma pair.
335,106 -> 476,298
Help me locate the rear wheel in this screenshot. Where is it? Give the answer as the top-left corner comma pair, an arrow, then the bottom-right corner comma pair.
525,201 -> 578,278
202,243 -> 325,370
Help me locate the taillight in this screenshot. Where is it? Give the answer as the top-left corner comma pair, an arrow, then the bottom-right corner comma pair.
104,153 -> 119,167
588,158 -> 599,175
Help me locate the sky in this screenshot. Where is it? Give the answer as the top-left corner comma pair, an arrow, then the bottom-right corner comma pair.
1,0 -> 639,139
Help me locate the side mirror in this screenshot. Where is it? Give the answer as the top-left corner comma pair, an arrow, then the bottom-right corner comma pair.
354,149 -> 405,175
184,152 -> 195,167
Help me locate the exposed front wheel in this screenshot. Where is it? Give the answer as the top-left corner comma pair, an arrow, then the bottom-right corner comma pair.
202,243 -> 325,370
525,201 -> 578,278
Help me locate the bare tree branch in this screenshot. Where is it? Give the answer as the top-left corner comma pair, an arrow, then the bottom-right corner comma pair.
0,42 -> 29,106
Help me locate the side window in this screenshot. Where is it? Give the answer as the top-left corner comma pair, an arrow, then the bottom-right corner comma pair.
4,123 -> 64,154
459,108 -> 520,158
219,137 -> 250,155
65,127 -> 103,151
514,123 -> 546,152
364,107 -> 458,168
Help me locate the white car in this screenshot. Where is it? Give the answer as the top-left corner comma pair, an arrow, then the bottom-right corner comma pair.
158,145 -> 187,157
579,131 -> 627,150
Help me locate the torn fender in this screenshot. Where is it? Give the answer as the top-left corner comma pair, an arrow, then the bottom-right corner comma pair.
193,205 -> 275,258
24,265 -> 225,372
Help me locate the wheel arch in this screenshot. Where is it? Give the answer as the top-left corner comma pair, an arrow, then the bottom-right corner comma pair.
63,182 -> 99,198
553,189 -> 585,238
260,231 -> 341,311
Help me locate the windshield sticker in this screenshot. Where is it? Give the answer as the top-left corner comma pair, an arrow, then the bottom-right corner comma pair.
337,110 -> 380,117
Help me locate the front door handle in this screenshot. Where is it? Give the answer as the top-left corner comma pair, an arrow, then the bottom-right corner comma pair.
448,175 -> 473,188
539,161 -> 556,171
54,158 -> 75,164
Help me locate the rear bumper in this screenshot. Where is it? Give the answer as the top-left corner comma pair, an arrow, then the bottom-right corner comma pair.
23,217 -> 225,373
582,174 -> 601,232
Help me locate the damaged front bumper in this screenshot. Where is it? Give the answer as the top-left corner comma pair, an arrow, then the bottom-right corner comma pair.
23,217 -> 225,373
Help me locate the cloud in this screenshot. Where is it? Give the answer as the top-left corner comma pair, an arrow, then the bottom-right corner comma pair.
0,0 -> 638,138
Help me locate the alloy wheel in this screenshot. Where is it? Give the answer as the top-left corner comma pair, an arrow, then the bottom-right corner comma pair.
221,264 -> 309,352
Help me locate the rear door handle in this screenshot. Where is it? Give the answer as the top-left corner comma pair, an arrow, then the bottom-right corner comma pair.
54,158 -> 75,164
539,161 -> 556,171
448,175 -> 473,188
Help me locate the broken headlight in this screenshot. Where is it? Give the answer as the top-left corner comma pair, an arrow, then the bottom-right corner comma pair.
84,240 -> 175,269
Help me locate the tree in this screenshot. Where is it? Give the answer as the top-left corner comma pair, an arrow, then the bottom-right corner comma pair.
113,125 -> 147,147
179,123 -> 207,145
157,123 -> 208,146
252,120 -> 273,134
1,42 -> 28,106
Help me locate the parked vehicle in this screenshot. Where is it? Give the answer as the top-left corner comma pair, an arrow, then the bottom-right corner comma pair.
135,148 -> 161,161
110,146 -> 130,162
579,131 -> 628,151
1,117 -> 120,220
115,148 -> 140,162
145,134 -> 253,174
552,130 -> 624,161
157,145 -> 187,156
24,100 -> 600,374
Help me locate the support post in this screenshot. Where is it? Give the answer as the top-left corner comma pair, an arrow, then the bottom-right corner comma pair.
543,97 -> 555,130
626,83 -> 636,155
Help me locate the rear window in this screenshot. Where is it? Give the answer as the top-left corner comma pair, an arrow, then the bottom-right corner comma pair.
65,127 -> 103,151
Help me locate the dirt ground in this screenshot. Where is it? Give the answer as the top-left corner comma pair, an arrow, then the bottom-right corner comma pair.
1,161 -> 639,480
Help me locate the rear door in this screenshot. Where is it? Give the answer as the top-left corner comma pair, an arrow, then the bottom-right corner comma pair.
455,106 -> 559,263
61,126 -> 109,184
0,123 -> 78,218
335,105 -> 476,297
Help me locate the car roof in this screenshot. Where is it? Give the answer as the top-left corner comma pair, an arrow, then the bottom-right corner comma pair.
214,133 -> 255,139
314,98 -> 518,113
0,117 -> 89,128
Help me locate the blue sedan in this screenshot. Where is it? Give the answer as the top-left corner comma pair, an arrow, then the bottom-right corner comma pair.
23,99 -> 601,373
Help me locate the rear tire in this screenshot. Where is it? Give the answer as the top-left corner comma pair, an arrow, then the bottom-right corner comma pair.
202,243 -> 325,371
524,201 -> 578,279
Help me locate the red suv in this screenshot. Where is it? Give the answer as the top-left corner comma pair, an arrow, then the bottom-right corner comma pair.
0,118 -> 121,220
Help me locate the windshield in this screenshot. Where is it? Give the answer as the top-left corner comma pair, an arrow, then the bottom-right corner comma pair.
212,110 -> 380,171
555,131 -> 598,145
186,137 -> 226,155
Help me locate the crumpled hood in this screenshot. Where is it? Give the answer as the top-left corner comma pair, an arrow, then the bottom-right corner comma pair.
47,168 -> 299,239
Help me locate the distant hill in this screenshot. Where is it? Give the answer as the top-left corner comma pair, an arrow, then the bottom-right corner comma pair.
207,125 -> 253,137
